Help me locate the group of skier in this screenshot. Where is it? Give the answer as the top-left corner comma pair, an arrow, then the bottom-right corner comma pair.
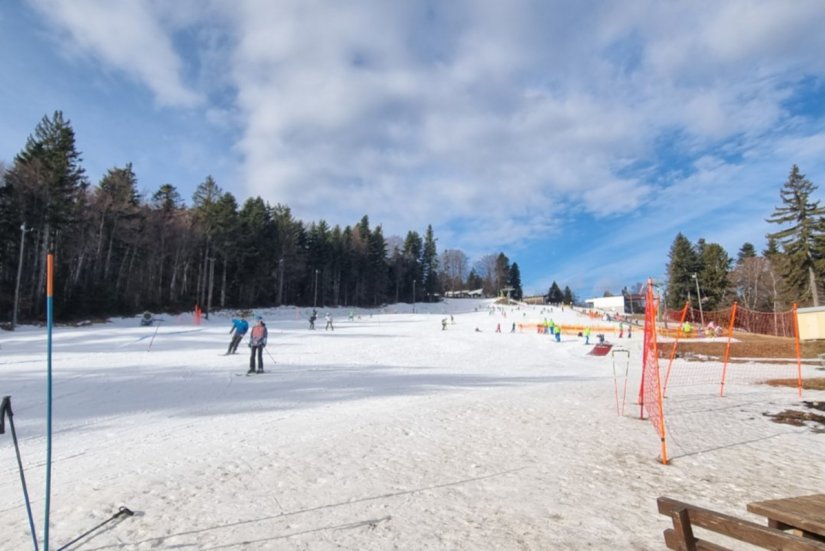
227,316 -> 268,373
227,308 -> 340,374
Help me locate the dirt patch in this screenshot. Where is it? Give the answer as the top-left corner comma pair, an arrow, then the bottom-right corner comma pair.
766,378 -> 825,391
659,332 -> 825,360
765,401 -> 825,433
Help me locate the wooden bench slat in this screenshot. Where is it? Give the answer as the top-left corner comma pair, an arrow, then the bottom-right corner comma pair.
664,528 -> 730,551
658,497 -> 825,551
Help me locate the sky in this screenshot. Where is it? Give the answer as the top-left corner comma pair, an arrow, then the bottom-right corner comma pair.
2,0 -> 825,299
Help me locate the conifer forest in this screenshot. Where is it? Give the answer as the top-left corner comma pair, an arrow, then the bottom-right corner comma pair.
0,112 -> 524,324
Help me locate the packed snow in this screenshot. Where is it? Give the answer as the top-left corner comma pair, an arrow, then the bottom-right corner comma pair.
1,300 -> 823,550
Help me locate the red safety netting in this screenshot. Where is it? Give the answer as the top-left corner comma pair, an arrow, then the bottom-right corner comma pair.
651,302 -> 802,461
640,280 -> 668,463
662,304 -> 795,338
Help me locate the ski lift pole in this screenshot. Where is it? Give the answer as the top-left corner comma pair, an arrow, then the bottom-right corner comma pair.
1,396 -> 39,551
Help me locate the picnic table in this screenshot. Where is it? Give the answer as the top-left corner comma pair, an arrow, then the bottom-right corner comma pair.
747,494 -> 825,541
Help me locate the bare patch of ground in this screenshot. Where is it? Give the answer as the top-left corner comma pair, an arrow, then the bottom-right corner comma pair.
659,332 -> 825,361
764,401 -> 825,433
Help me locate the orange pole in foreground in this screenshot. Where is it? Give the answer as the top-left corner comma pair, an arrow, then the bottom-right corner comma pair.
719,302 -> 737,397
793,304 -> 802,398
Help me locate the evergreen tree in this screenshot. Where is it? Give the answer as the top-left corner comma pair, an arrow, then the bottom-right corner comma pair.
766,165 -> 825,306
494,253 -> 510,295
3,111 -> 89,317
546,281 -> 563,304
508,262 -> 523,300
562,285 -> 574,305
403,230 -> 423,302
421,225 -> 439,301
736,242 -> 757,264
368,225 -> 389,306
466,268 -> 483,291
666,232 -> 701,309
698,242 -> 732,309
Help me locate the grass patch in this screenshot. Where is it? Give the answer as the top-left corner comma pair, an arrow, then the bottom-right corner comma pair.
765,378 -> 825,391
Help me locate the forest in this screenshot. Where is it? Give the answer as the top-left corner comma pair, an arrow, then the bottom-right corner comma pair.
0,112 -> 524,326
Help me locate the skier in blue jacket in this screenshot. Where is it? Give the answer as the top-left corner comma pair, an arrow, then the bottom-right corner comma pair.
227,317 -> 249,355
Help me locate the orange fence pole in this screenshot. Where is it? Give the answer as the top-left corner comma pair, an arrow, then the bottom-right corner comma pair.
719,302 -> 737,397
793,304 -> 802,398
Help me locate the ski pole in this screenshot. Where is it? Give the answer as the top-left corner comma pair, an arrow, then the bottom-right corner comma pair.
1,396 -> 39,551
265,348 -> 277,366
147,320 -> 163,352
56,506 -> 134,551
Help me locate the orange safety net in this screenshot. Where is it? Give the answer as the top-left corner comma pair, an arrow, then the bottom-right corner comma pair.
662,304 -> 796,338
653,302 -> 802,460
640,279 -> 668,464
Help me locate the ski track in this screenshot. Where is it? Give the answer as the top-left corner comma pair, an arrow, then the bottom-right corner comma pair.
1,302 -> 824,550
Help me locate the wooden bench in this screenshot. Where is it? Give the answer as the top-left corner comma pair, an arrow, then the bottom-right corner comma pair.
657,496 -> 825,550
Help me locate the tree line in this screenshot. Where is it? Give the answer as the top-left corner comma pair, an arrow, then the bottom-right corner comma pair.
0,111 -> 524,325
665,164 -> 824,312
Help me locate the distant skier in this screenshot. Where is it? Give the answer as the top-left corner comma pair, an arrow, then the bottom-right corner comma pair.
554,324 -> 561,342
248,317 -> 268,374
309,309 -> 317,330
584,326 -> 591,345
442,318 -> 448,330
324,313 -> 334,331
510,322 -> 516,333
227,317 -> 249,354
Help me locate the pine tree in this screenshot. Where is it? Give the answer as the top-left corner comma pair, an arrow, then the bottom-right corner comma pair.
562,285 -> 574,305
666,232 -> 701,309
4,111 -> 89,317
403,230 -> 422,302
736,242 -> 757,264
508,262 -> 523,300
467,268 -> 483,292
494,253 -> 510,295
766,165 -> 825,306
422,225 -> 439,301
698,242 -> 732,309
546,281 -> 563,304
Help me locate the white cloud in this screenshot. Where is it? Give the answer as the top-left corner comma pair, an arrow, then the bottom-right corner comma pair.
22,0 -> 825,291
28,0 -> 201,107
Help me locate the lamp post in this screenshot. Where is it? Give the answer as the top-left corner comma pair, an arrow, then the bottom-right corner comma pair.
692,273 -> 704,327
313,269 -> 319,308
412,279 -> 416,313
12,223 -> 28,330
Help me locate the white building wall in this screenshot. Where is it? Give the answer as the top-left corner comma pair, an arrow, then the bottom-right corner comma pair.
584,296 -> 626,312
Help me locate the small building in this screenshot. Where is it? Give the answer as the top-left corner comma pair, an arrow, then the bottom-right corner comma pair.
444,288 -> 484,299
585,295 -> 625,313
796,306 -> 825,341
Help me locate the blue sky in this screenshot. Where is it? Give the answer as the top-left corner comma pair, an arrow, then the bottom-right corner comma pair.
3,1 -> 825,299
